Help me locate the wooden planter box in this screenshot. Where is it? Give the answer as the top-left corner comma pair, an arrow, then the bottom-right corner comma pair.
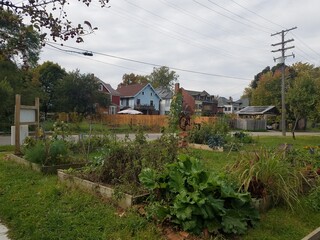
5,154 -> 85,174
302,227 -> 320,240
57,170 -> 149,209
188,143 -> 223,152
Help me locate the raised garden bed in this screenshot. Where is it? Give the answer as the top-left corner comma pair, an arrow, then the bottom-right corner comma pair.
57,170 -> 149,209
188,143 -> 223,152
302,227 -> 320,240
5,154 -> 85,174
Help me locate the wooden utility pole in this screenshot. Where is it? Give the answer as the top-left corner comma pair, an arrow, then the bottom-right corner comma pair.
271,27 -> 297,136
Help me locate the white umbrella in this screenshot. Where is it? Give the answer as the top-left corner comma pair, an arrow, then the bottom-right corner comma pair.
117,109 -> 143,115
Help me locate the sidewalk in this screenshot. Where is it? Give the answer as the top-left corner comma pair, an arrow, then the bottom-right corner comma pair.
0,222 -> 10,240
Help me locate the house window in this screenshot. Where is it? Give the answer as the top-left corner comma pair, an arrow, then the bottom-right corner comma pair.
234,107 -> 237,111
137,99 -> 141,105
142,91 -> 144,95
150,100 -> 153,106
151,92 -> 153,96
99,84 -> 103,91
110,106 -> 116,115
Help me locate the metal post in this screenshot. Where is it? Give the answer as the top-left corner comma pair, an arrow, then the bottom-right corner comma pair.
14,94 -> 21,154
271,27 -> 297,136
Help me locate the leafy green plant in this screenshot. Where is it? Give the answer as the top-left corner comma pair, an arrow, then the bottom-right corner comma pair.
207,134 -> 225,149
229,148 -> 304,209
139,156 -> 259,235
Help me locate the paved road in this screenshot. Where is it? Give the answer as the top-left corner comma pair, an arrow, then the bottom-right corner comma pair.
0,133 -> 163,146
1,131 -> 320,146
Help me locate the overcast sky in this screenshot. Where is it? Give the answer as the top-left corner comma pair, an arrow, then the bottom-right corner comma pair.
40,0 -> 320,100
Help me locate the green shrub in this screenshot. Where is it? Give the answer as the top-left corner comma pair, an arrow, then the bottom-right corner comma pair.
189,119 -> 230,145
24,139 -> 71,165
24,141 -> 46,164
139,156 -> 259,235
48,139 -> 69,165
233,131 -> 254,144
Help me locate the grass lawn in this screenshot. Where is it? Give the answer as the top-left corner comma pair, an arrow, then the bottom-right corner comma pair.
0,153 -> 163,240
0,135 -> 319,239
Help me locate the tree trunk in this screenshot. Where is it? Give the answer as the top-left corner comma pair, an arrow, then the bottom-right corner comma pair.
291,118 -> 299,140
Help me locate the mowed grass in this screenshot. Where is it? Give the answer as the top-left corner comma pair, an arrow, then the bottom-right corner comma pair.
187,135 -> 320,171
0,153 -> 162,240
242,204 -> 320,240
0,135 -> 320,239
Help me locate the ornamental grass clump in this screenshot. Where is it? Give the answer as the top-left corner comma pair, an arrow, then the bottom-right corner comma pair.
229,148 -> 304,209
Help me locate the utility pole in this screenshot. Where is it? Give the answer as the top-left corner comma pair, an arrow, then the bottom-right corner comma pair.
271,27 -> 297,136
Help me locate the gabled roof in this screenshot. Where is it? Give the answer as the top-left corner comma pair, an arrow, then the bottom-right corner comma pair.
185,90 -> 210,97
99,80 -> 120,96
217,97 -> 229,107
117,83 -> 161,99
117,83 -> 148,97
237,106 -> 278,115
155,87 -> 173,99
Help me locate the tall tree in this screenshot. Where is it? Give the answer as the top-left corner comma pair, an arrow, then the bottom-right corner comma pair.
118,73 -> 149,87
251,70 -> 282,107
250,66 -> 270,89
147,66 -> 178,89
287,62 -> 319,138
0,0 -> 109,43
33,61 -> 66,117
0,56 -> 41,130
0,9 -> 41,68
54,71 -> 110,115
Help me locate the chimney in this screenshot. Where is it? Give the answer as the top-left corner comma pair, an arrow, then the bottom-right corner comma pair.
174,83 -> 180,94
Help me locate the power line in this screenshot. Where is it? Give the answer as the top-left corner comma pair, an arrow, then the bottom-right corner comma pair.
45,43 -> 150,74
121,0 -> 262,51
192,0 -> 270,34
108,6 -> 236,58
230,0 -> 320,61
229,0 -> 284,29
46,41 -> 252,81
207,0 -> 276,33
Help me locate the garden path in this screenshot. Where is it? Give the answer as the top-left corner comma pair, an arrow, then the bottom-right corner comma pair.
0,222 -> 10,240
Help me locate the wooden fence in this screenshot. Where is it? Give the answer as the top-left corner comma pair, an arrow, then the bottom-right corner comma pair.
100,115 -> 218,128
233,118 -> 266,131
101,115 -> 169,128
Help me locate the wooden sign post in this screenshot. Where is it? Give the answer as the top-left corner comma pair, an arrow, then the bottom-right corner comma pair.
14,94 -> 39,154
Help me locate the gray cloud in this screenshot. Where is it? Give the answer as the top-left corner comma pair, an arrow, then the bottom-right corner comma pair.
40,0 -> 320,99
